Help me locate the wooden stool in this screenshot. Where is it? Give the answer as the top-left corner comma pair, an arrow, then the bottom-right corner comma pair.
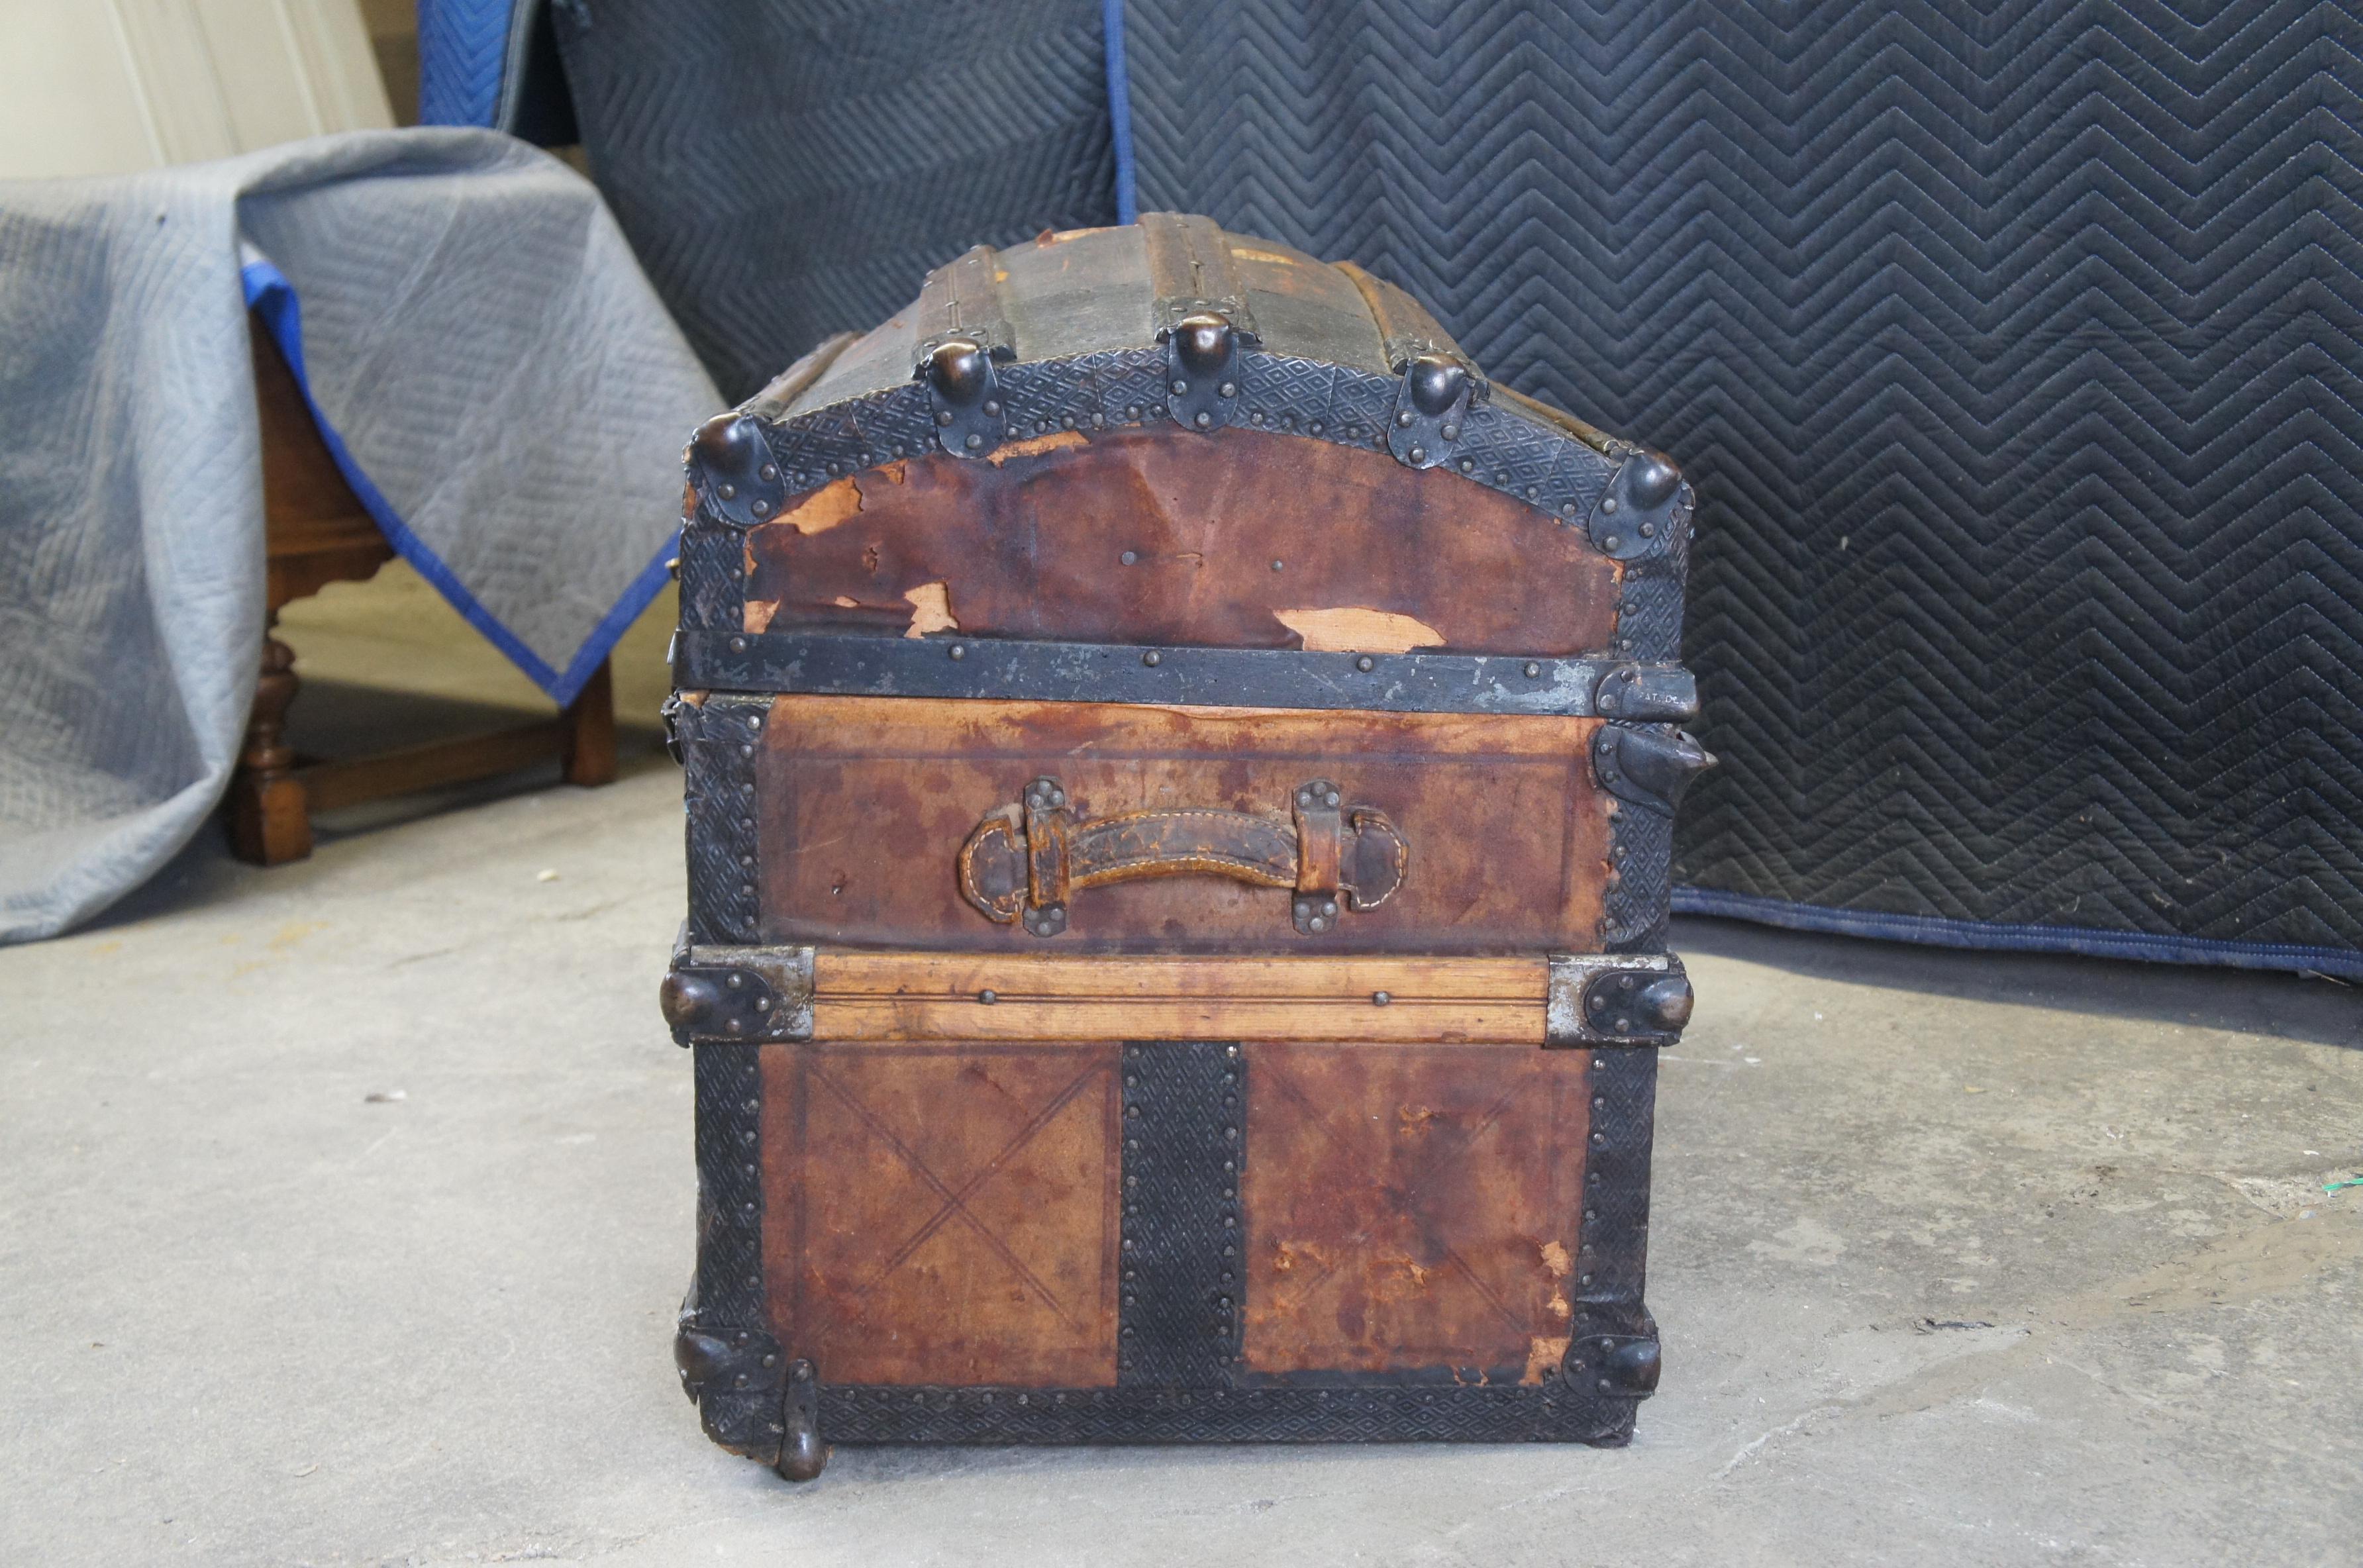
228,318 -> 616,866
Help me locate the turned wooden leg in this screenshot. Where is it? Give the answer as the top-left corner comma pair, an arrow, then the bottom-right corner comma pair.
227,625 -> 314,865
560,658 -> 617,787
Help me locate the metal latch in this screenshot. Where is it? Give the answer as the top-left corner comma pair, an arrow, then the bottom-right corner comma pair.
660,940 -> 815,1044
1545,953 -> 1693,1046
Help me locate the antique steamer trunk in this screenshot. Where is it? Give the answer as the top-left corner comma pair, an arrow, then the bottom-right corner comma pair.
658,215 -> 1710,1480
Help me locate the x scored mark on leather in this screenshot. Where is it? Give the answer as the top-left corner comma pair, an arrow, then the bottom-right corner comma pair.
809,1060 -> 1111,1333
1257,1056 -> 1536,1340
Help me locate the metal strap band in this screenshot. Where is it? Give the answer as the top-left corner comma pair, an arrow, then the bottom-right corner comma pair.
913,244 -> 1014,363
674,630 -> 1695,719
1142,211 -> 1258,340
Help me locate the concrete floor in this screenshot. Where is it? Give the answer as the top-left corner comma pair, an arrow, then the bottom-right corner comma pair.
4,571 -> 2360,1566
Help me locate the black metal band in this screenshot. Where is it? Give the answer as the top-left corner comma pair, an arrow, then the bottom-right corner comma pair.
1568,1043 -> 1659,1395
1118,1042 -> 1244,1384
819,1381 -> 1633,1446
675,630 -> 1695,720
686,1040 -> 781,1459
681,694 -> 767,946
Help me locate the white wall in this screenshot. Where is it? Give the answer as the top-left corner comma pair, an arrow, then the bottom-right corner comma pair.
0,0 -> 393,179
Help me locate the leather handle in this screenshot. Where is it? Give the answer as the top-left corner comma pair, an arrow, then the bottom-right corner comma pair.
959,776 -> 1408,938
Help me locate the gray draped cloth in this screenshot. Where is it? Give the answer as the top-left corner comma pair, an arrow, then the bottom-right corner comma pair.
0,129 -> 721,942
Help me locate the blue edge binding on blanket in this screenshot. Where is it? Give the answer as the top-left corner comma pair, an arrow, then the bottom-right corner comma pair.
413,0 -> 2361,981
241,258 -> 674,710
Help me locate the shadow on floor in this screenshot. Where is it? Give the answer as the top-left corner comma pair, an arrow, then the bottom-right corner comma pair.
1672,912 -> 2360,1049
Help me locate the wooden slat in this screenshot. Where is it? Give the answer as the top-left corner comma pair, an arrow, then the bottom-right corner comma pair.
810,953 -> 1548,1044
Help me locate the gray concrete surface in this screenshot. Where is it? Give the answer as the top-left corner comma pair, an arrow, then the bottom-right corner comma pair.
4,594 -> 2359,1563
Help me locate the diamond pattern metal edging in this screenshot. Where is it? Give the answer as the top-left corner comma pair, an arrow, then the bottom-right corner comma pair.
1117,1042 -> 1243,1385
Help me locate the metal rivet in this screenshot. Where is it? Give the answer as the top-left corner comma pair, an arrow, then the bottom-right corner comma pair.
1126,405 -> 1141,418
982,399 -> 1000,415
1309,420 -> 1325,434
717,483 -> 736,500
1195,411 -> 1213,428
1408,446 -> 1426,463
949,644 -> 966,660
1121,550 -> 1137,565
728,635 -> 746,653
1442,424 -> 1460,440
1007,426 -> 1020,437
1460,458 -> 1475,472
1603,496 -> 1619,513
1219,382 -> 1236,397
964,432 -> 982,450
1525,661 -> 1542,678
1373,991 -> 1391,1006
978,989 -> 997,1004
1143,650 -> 1162,667
1640,522 -> 1656,537
1271,560 -> 1284,571
1172,380 -> 1189,395
1356,656 -> 1374,671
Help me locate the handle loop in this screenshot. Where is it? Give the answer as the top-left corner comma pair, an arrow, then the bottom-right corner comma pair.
958,776 -> 1407,938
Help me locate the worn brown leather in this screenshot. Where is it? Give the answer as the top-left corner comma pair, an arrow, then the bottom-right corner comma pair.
960,775 -> 1407,934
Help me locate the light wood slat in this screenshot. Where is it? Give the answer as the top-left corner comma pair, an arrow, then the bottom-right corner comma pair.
809,953 -> 1549,1043
815,953 -> 1546,1001
812,997 -> 1544,1044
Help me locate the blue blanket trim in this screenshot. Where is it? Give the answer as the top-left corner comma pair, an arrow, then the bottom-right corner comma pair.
1672,885 -> 2363,981
240,258 -> 673,709
417,0 -> 513,128
1103,0 -> 1138,222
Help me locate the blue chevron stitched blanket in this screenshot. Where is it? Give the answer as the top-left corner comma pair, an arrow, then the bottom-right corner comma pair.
0,130 -> 718,941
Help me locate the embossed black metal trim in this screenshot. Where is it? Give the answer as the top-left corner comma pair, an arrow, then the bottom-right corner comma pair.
681,694 -> 767,946
1544,953 -> 1689,1048
676,630 -> 1691,719
817,1382 -> 1635,1446
1117,1042 -> 1244,1385
1567,1043 -> 1659,1385
684,1040 -> 778,1460
662,944 -> 814,1044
